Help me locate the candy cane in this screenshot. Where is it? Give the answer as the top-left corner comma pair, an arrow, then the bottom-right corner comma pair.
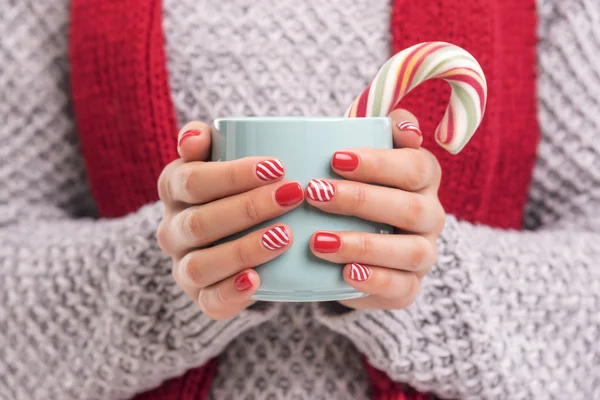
344,42 -> 487,154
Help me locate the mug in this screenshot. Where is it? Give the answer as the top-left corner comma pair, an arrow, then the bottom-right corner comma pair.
211,116 -> 393,302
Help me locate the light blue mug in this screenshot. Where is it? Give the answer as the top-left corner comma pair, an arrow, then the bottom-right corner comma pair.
211,117 -> 393,302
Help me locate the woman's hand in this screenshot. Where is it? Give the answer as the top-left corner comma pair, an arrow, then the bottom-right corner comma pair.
157,121 -> 303,320
307,109 -> 446,310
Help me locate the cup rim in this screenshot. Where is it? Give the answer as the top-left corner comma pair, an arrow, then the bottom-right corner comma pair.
213,116 -> 391,125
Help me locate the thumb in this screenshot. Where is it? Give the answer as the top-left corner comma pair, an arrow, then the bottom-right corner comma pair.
176,121 -> 212,162
389,108 -> 423,149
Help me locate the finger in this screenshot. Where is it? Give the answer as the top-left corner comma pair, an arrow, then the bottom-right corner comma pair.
330,147 -> 442,192
157,157 -> 184,206
168,157 -> 286,205
177,224 -> 292,288
197,270 -> 260,320
309,231 -> 436,273
338,264 -> 421,310
305,179 -> 444,233
177,121 -> 212,162
389,108 -> 422,149
168,181 -> 303,252
172,252 -> 259,321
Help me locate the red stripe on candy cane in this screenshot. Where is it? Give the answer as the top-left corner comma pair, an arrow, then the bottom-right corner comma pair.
355,83 -> 372,118
443,72 -> 487,112
405,42 -> 449,92
392,42 -> 431,101
445,105 -> 455,144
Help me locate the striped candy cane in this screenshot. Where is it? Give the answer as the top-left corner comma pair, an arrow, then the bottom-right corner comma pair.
344,41 -> 487,154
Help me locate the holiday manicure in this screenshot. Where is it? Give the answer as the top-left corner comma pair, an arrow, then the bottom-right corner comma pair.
261,225 -> 290,250
256,159 -> 285,181
397,121 -> 422,137
275,182 -> 304,206
313,232 -> 341,253
306,179 -> 335,202
178,129 -> 202,147
234,273 -> 253,291
349,263 -> 371,282
332,151 -> 359,171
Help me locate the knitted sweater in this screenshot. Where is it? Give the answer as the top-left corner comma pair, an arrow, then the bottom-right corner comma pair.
1,1 -> 599,400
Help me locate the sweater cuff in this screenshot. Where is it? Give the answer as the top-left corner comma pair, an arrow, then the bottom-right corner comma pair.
312,216 -> 488,398
0,200 -> 279,399
109,202 -> 279,363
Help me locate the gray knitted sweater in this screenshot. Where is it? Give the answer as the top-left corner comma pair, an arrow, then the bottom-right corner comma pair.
1,0 -> 599,399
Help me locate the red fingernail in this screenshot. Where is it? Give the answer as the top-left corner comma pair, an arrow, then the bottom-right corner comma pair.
332,151 -> 359,171
234,273 -> 253,291
178,129 -> 202,147
313,232 -> 341,253
261,225 -> 290,250
349,263 -> 371,282
256,159 -> 285,181
306,179 -> 335,202
275,182 -> 304,206
397,121 -> 422,137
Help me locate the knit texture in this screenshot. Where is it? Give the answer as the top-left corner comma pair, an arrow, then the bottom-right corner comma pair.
0,2 -> 275,399
162,0 -> 391,124
1,1 -> 600,400
0,0 -> 96,224
70,0 -> 180,218
208,303 -> 371,400
315,215 -> 600,400
525,0 -> 600,230
317,1 -> 600,399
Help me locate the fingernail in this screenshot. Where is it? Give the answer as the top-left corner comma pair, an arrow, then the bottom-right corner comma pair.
396,121 -> 422,137
262,225 -> 290,250
178,129 -> 202,147
256,159 -> 285,181
332,151 -> 359,171
306,179 -> 335,202
234,273 -> 253,291
313,232 -> 341,253
349,263 -> 371,282
275,182 -> 304,206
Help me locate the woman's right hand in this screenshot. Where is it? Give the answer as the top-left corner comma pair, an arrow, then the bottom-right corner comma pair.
157,121 -> 304,320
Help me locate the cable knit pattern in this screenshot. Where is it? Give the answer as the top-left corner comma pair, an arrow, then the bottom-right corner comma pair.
208,303 -> 371,400
525,0 -> 600,229
315,216 -> 600,400
162,0 -> 390,123
1,0 -> 600,399
0,201 -> 277,400
0,0 -> 95,224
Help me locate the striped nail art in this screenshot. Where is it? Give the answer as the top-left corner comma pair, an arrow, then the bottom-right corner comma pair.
256,159 -> 285,181
349,263 -> 371,282
397,121 -> 422,136
261,226 -> 290,250
306,179 -> 335,202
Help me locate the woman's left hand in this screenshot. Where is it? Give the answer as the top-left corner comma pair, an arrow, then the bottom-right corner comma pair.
307,109 -> 445,310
